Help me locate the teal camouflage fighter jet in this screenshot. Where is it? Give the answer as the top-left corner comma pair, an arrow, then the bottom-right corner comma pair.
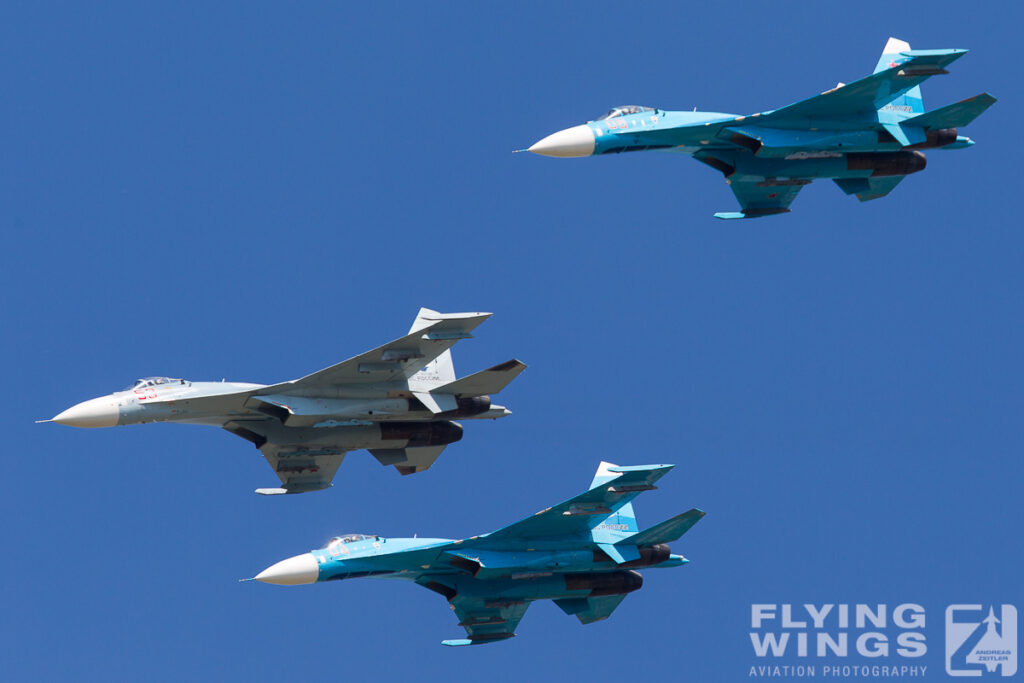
524,38 -> 995,219
249,461 -> 704,646
41,308 -> 525,494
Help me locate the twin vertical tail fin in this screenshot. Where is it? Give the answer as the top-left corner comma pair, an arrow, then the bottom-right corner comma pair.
875,37 -> 925,116
404,307 -> 525,416
588,462 -> 640,546
407,308 -> 459,387
870,37 -> 993,151
587,461 -> 705,561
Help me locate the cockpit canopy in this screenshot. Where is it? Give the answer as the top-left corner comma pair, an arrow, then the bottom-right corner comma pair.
595,105 -> 655,120
323,534 -> 378,549
124,376 -> 185,390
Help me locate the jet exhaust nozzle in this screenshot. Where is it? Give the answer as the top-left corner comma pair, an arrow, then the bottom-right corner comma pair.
623,544 -> 673,568
449,396 -> 491,417
907,128 -> 958,149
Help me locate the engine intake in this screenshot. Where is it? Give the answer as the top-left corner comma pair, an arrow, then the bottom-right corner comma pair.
593,544 -> 671,567
846,151 -> 927,177
379,421 -> 464,447
565,570 -> 644,597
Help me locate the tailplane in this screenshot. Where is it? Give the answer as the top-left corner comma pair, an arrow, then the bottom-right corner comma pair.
624,508 -> 705,547
901,93 -> 997,130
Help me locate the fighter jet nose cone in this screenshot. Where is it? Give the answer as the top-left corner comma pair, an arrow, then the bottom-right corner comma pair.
254,554 -> 319,586
52,397 -> 120,428
527,125 -> 595,158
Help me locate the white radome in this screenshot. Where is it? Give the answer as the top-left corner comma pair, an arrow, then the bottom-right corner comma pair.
52,397 -> 119,428
528,125 -> 595,158
254,554 -> 320,585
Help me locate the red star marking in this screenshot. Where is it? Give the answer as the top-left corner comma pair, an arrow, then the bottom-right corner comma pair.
768,192 -> 778,199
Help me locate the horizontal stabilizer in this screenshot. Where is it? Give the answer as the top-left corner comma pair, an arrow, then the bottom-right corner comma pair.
902,93 -> 997,130
833,175 -> 905,202
368,448 -> 406,466
620,508 -> 705,547
554,594 -> 628,625
435,359 -> 527,396
834,178 -> 869,195
368,444 -> 447,475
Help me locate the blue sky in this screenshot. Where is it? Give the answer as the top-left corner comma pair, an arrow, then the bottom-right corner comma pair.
1,3 -> 1021,680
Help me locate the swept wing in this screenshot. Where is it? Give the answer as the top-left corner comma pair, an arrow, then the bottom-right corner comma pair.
440,597 -> 529,646
261,309 -> 492,391
472,463 -> 674,543
758,48 -> 969,122
554,594 -> 628,624
223,420 -> 348,494
834,176 -> 905,202
714,178 -> 811,219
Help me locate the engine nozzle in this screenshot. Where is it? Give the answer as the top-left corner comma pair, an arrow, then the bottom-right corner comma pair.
907,128 -> 958,149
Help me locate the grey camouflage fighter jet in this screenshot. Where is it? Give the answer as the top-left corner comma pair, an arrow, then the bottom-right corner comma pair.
41,308 -> 525,495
